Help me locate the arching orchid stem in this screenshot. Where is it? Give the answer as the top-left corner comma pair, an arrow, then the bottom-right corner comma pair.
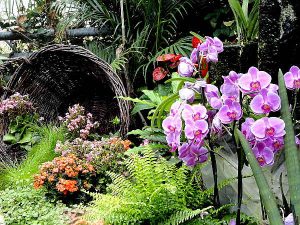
233,121 -> 243,225
207,135 -> 220,208
205,145 -> 238,170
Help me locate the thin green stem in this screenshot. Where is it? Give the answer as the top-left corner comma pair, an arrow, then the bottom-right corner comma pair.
292,89 -> 299,120
209,140 -> 220,207
233,121 -> 243,225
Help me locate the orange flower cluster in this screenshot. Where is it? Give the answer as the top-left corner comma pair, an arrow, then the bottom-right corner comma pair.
56,179 -> 78,195
109,137 -> 132,150
34,154 -> 95,195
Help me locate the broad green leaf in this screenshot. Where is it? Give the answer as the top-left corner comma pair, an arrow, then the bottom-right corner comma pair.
18,132 -> 32,144
141,90 -> 163,105
125,144 -> 168,155
131,104 -> 154,115
278,69 -> 300,223
171,72 -> 182,93
242,0 -> 249,20
236,129 -> 283,225
165,76 -> 195,84
3,134 -> 17,143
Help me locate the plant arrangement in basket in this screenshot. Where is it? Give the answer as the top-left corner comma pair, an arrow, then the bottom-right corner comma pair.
0,92 -> 42,150
126,34 -> 300,225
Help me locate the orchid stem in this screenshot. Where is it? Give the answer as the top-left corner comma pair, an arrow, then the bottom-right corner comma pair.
233,121 -> 243,225
236,144 -> 243,225
208,137 -> 220,208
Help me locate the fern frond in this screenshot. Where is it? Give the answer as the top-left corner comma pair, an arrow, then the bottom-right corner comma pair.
160,206 -> 213,225
85,148 -> 198,224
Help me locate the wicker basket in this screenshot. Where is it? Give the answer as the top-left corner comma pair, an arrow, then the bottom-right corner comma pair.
3,44 -> 130,136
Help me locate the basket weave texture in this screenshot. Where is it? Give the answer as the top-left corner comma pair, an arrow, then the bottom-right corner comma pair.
3,44 -> 130,136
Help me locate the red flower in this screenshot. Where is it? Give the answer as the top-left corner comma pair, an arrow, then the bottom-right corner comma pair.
170,54 -> 182,63
200,57 -> 209,78
156,54 -> 176,62
192,36 -> 202,48
152,67 -> 168,81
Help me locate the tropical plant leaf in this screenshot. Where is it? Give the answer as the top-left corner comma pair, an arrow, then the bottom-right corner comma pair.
235,128 -> 283,225
278,69 -> 300,224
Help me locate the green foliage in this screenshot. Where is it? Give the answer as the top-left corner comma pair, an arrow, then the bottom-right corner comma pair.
204,8 -> 235,39
278,69 -> 300,223
3,114 -> 40,151
119,83 -> 174,118
235,129 -> 283,225
84,150 -> 211,224
0,125 -> 65,190
127,127 -> 166,143
0,186 -> 67,225
159,207 -> 213,225
228,0 -> 259,42
71,0 -> 195,82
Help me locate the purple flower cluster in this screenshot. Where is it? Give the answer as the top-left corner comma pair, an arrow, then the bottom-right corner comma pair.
163,101 -> 209,167
242,117 -> 285,166
216,67 -> 284,167
178,36 -> 224,77
0,92 -> 34,118
163,34 -> 300,167
166,65 -> 290,167
59,104 -> 99,139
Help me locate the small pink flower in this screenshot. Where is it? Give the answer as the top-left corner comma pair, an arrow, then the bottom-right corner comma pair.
179,88 -> 195,103
205,84 -> 222,109
178,57 -> 194,77
238,67 -> 271,94
185,119 -> 208,142
217,99 -> 242,124
252,142 -> 274,167
251,117 -> 285,140
284,66 -> 300,90
250,88 -> 281,114
241,118 -> 255,143
182,104 -> 207,122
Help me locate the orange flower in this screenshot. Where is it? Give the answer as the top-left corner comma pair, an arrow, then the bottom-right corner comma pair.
121,140 -> 132,150
76,165 -> 83,171
33,175 -> 44,189
56,179 -> 78,194
109,137 -> 119,145
64,180 -> 78,193
87,164 -> 94,172
48,175 -> 55,182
